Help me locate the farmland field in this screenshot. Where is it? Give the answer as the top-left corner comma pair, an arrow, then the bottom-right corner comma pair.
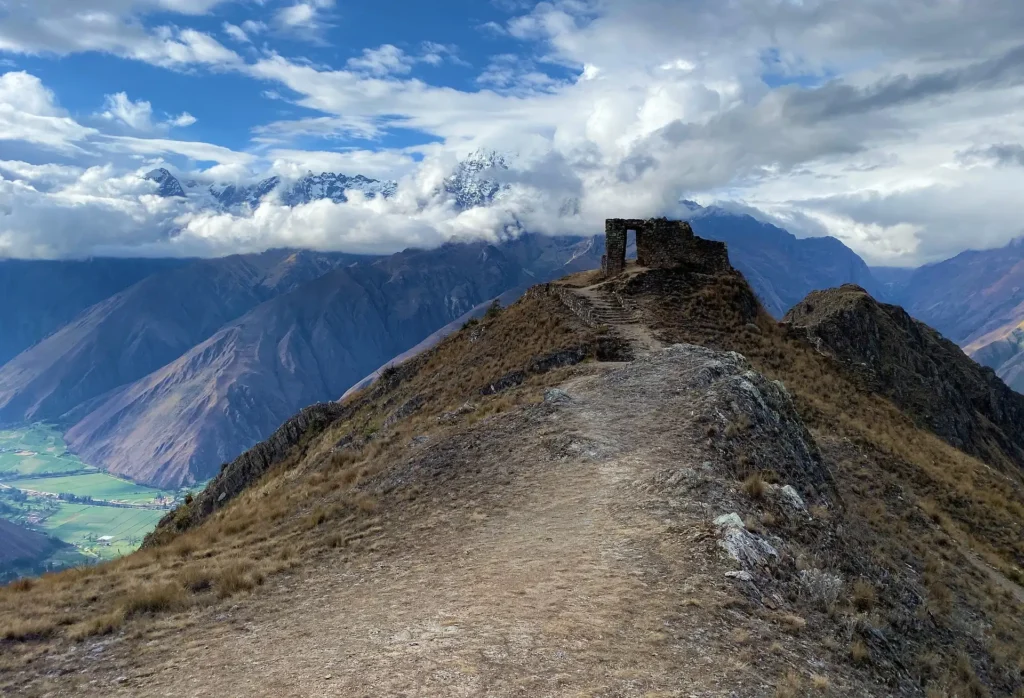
5,473 -> 170,504
0,425 -> 92,476
0,424 -> 184,569
36,504 -> 166,559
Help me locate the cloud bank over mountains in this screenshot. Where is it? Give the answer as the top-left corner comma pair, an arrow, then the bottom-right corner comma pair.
2,0 -> 1024,265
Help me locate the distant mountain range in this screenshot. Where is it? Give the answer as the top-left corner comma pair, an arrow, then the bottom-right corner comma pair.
875,237 -> 1024,394
1,154 -> 1007,488
146,168 -> 398,211
145,149 -> 513,213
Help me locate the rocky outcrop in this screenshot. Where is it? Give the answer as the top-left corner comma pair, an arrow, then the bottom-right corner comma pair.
144,401 -> 348,546
784,284 -> 1024,476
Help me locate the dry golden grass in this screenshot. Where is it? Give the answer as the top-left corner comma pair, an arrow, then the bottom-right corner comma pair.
774,670 -> 804,697
741,472 -> 767,499
851,579 -> 876,612
850,639 -> 870,665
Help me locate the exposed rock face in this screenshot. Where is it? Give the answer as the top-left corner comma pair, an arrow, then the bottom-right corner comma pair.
144,401 -> 349,545
784,284 -> 1024,476
145,168 -> 186,197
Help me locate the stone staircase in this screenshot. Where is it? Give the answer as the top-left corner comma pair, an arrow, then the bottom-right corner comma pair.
577,289 -> 639,326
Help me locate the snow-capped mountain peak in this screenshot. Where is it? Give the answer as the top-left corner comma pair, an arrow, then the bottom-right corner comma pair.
145,169 -> 398,212
443,149 -> 512,209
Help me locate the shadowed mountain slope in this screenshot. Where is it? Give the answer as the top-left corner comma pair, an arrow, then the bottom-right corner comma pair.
686,208 -> 883,316
63,236 -> 603,487
0,250 -> 368,426
0,257 -> 190,366
783,284 -> 1024,478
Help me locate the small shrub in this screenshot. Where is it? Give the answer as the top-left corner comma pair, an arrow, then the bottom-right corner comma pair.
799,569 -> 843,610
485,300 -> 502,319
850,639 -> 870,664
742,472 -> 767,499
851,579 -> 876,612
775,670 -> 803,698
7,578 -> 33,592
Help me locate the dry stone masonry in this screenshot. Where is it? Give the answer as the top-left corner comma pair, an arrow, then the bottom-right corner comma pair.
601,217 -> 730,277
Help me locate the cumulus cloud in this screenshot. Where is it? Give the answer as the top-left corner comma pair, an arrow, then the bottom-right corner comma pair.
0,72 -> 97,152
99,92 -> 197,132
275,0 -> 335,39
5,0 -> 1024,264
0,1 -> 241,69
347,45 -> 414,76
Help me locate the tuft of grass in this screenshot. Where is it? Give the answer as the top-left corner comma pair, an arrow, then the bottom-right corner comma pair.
355,494 -> 378,513
851,579 -> 876,612
774,670 -> 803,698
810,674 -> 830,692
179,565 -> 213,593
779,613 -> 806,633
121,583 -> 185,618
1,618 -> 55,642
850,639 -> 870,664
741,472 -> 767,499
214,563 -> 263,599
69,608 -> 125,640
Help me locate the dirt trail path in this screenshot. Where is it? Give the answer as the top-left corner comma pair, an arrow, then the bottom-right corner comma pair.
61,352 -> 777,698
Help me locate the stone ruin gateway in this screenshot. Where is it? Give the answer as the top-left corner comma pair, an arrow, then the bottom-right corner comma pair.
600,217 -> 730,278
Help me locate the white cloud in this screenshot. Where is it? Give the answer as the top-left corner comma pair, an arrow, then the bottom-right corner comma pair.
222,23 -> 250,43
0,72 -> 97,152
101,92 -> 157,130
99,92 -> 198,131
5,1 -> 1024,265
347,45 -> 414,76
168,112 -> 197,128
0,4 -> 242,70
275,0 -> 335,38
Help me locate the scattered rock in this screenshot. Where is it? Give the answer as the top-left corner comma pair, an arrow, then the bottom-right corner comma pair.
778,484 -> 806,511
544,388 -> 573,404
714,512 -> 745,530
438,402 -> 476,424
725,570 -> 754,582
383,395 -> 424,429
715,511 -> 778,569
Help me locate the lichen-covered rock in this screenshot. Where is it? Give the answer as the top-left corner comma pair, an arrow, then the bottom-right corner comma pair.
715,511 -> 778,570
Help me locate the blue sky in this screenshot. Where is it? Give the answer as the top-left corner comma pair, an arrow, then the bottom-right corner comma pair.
2,0 -> 1024,264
